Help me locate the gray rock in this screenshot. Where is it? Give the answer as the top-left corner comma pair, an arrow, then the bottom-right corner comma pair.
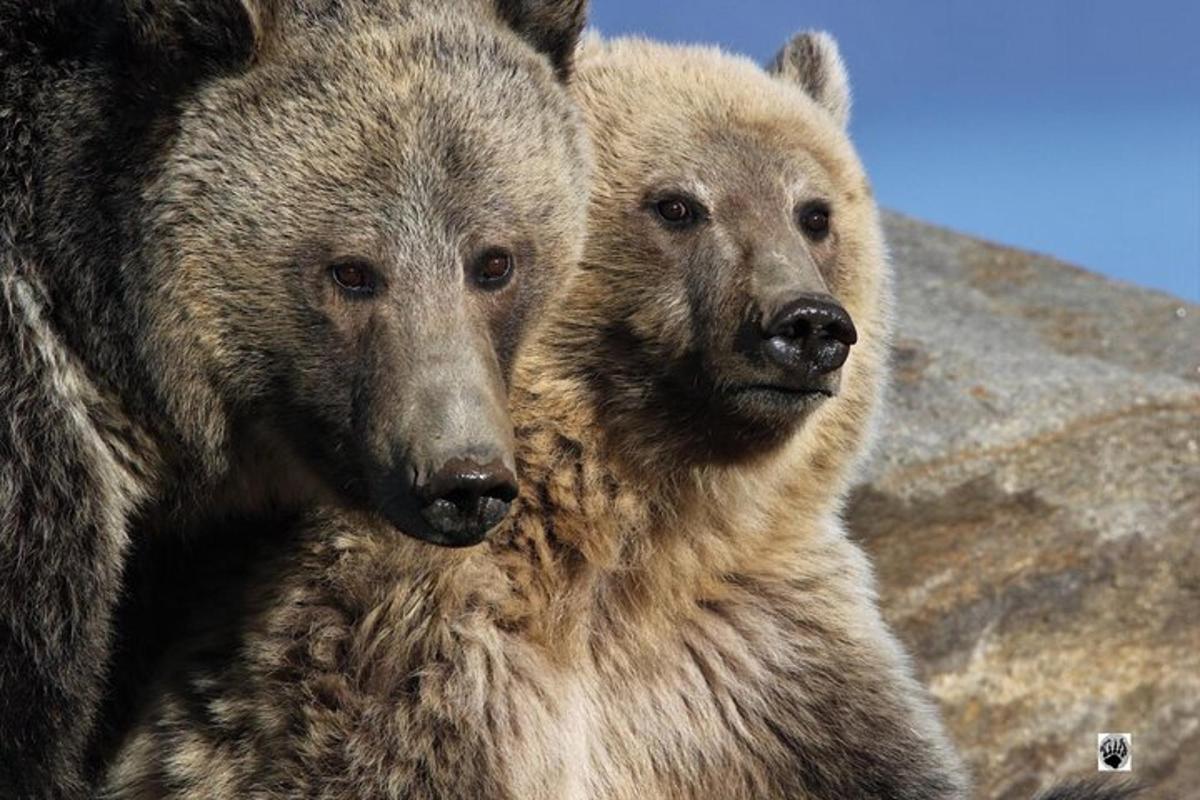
848,213 -> 1200,799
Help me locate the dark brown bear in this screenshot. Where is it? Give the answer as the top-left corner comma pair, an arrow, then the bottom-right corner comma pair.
0,1 -> 589,796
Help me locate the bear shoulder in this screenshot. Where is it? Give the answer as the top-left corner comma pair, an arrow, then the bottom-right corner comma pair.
0,263 -> 153,797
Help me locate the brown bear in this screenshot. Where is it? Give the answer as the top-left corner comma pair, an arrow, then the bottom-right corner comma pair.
99,30 -> 975,800
0,0 -> 589,796
98,28 -> 1143,800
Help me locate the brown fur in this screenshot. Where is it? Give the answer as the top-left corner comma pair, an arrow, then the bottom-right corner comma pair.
2,1 -> 589,795
103,33 -> 968,799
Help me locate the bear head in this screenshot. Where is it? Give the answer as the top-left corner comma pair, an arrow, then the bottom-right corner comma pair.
554,32 -> 889,478
108,0 -> 591,546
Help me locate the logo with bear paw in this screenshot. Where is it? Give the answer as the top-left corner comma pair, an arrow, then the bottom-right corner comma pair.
1097,733 -> 1132,772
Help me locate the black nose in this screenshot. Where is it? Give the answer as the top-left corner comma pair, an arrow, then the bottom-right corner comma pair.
761,294 -> 858,376
416,458 -> 518,547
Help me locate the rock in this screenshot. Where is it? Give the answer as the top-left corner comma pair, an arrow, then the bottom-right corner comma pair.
848,213 -> 1200,799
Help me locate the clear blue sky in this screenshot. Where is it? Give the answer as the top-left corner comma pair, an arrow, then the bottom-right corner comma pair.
590,1 -> 1200,301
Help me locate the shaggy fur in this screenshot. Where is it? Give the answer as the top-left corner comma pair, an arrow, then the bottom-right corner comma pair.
103,32 -> 974,800
0,1 -> 589,796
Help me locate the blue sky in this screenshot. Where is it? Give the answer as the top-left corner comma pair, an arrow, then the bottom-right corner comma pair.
589,1 -> 1200,301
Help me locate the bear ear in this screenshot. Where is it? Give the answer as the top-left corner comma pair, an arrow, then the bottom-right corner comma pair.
120,0 -> 270,77
494,0 -> 589,81
767,31 -> 852,129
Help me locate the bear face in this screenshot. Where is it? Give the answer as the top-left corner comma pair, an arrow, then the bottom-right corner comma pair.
554,33 -> 887,471
147,10 -> 588,545
33,0 -> 591,546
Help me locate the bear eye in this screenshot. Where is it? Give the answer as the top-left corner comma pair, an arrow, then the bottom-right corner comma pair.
654,195 -> 703,228
473,248 -> 515,290
330,259 -> 378,295
797,202 -> 832,241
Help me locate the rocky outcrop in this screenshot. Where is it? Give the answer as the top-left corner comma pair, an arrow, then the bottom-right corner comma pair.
849,214 -> 1200,799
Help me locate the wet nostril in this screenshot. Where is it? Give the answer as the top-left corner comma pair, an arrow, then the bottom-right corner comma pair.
442,487 -> 477,511
822,316 -> 858,347
432,473 -> 516,506
782,319 -> 812,341
437,478 -> 517,512
487,480 -> 519,504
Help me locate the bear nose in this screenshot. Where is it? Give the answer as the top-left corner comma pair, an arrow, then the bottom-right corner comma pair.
761,294 -> 858,376
416,457 -> 518,547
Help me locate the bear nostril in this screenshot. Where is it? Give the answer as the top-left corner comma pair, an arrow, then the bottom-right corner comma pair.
442,487 -> 475,511
781,319 -> 812,342
821,315 -> 858,347
441,480 -> 517,511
